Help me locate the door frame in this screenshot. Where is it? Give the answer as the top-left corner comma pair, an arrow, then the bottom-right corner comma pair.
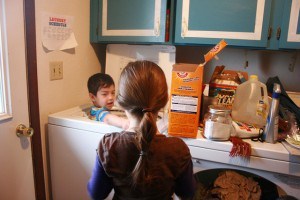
24,0 -> 46,199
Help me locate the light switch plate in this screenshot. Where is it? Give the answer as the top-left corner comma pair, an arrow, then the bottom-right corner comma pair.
50,61 -> 63,80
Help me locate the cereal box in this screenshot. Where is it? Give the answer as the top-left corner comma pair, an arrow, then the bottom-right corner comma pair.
208,66 -> 248,109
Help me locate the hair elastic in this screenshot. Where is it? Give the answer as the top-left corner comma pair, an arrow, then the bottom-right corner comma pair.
142,108 -> 152,113
139,151 -> 148,156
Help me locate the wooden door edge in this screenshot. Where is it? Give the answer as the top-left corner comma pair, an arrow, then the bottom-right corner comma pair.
24,0 -> 46,199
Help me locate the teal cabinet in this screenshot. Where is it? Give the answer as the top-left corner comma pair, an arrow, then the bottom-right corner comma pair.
174,0 -> 272,47
90,0 -> 300,49
174,0 -> 300,49
277,0 -> 300,49
90,0 -> 168,43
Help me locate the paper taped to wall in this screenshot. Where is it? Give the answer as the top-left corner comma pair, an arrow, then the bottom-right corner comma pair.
41,12 -> 78,51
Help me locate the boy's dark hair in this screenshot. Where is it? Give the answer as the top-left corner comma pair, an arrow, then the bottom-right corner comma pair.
87,73 -> 115,95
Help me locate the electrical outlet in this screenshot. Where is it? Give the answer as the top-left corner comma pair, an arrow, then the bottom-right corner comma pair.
49,61 -> 63,80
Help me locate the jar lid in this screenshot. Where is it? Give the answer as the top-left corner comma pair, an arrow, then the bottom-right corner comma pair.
208,105 -> 231,114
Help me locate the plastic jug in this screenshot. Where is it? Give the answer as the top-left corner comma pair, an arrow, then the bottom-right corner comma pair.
231,75 -> 269,128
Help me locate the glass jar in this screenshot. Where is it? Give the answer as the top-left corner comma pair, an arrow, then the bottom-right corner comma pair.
203,105 -> 232,140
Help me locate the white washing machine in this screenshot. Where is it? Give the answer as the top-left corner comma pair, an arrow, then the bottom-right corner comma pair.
48,104 -> 300,199
47,103 -> 168,200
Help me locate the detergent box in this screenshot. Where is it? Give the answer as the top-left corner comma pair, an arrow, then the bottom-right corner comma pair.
168,63 -> 204,138
168,40 -> 227,138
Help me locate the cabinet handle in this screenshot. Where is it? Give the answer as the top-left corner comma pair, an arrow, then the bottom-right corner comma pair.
154,19 -> 160,37
181,18 -> 187,38
276,27 -> 281,40
267,26 -> 272,40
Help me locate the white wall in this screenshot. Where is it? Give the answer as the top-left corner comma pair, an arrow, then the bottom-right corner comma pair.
176,46 -> 300,92
35,0 -> 101,198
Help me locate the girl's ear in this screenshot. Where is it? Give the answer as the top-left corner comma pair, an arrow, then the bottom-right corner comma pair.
89,93 -> 96,102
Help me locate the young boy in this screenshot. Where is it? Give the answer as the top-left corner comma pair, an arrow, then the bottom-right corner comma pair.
87,73 -> 129,129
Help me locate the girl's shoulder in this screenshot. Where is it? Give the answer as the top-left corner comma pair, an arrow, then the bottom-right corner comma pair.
100,131 -> 136,148
102,131 -> 135,139
154,135 -> 190,155
157,134 -> 187,145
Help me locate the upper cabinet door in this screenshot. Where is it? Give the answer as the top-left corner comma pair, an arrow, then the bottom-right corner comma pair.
279,0 -> 300,49
174,0 -> 272,47
90,0 -> 167,43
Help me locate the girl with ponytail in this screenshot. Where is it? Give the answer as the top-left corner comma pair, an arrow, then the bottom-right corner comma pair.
88,60 -> 196,199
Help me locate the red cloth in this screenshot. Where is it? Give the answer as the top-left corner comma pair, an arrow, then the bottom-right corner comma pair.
229,137 -> 251,157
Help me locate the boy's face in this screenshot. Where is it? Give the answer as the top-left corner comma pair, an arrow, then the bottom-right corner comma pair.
90,85 -> 115,110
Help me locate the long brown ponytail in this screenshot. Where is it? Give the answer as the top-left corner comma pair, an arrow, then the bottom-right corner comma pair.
116,60 -> 168,186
